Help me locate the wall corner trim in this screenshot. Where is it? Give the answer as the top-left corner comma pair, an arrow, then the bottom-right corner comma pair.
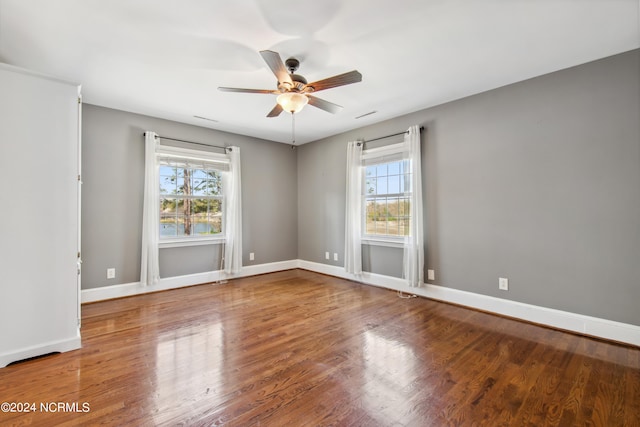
296,259 -> 640,347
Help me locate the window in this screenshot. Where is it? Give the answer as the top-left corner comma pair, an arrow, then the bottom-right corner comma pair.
344,125 -> 422,283
362,143 -> 411,243
156,145 -> 229,246
159,163 -> 223,238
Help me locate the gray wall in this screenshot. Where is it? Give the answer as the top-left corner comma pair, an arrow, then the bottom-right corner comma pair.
82,105 -> 297,289
82,49 -> 639,327
298,49 -> 640,326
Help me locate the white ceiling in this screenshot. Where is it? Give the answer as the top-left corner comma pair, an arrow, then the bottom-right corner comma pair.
1,0 -> 638,144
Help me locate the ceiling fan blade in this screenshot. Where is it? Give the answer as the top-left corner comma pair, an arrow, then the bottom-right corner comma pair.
259,50 -> 293,86
218,87 -> 276,94
306,95 -> 343,114
306,70 -> 362,92
267,103 -> 284,118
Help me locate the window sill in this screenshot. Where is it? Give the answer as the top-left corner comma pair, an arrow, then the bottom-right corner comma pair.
361,237 -> 404,248
159,237 -> 225,249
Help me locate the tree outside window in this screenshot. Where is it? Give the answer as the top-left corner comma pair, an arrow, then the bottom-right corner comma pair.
159,164 -> 223,238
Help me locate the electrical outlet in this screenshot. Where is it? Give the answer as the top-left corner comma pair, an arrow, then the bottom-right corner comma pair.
107,268 -> 115,279
249,252 -> 255,261
325,252 -> 330,260
499,277 -> 509,291
427,269 -> 435,281
333,253 -> 338,261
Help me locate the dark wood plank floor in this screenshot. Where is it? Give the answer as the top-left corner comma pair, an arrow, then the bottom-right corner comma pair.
0,269 -> 638,426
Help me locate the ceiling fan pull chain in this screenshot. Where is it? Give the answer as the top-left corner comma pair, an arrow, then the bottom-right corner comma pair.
291,112 -> 296,149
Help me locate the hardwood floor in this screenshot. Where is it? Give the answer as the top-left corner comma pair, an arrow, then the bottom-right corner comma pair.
0,269 -> 638,426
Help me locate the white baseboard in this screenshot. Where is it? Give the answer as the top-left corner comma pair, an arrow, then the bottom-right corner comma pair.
0,334 -> 81,368
297,260 -> 640,347
81,260 -> 298,303
81,259 -> 640,347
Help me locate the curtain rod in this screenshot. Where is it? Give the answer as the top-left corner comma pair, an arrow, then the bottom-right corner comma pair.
358,126 -> 424,146
143,132 -> 228,151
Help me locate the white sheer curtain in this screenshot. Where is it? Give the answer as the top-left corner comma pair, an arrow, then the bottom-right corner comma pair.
403,125 -> 424,287
224,146 -> 242,274
344,140 -> 363,274
141,131 -> 160,286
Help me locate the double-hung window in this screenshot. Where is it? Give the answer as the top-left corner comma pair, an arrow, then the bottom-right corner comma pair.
157,145 -> 229,247
362,143 -> 411,245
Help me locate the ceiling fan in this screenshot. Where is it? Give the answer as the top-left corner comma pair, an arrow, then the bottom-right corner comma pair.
218,50 -> 362,117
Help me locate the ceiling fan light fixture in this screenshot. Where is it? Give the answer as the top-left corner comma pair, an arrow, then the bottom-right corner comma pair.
277,92 -> 308,113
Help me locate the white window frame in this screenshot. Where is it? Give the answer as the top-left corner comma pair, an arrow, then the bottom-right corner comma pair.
156,145 -> 229,248
361,142 -> 410,248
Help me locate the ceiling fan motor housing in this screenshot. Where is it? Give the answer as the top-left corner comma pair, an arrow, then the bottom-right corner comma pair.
291,74 -> 308,90
277,58 -> 306,91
